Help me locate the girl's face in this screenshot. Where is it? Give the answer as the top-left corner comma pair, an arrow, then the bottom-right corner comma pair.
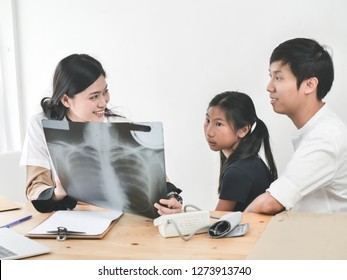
61,75 -> 110,122
204,106 -> 244,158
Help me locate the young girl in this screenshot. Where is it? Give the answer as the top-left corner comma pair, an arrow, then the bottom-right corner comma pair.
20,54 -> 182,214
204,91 -> 277,211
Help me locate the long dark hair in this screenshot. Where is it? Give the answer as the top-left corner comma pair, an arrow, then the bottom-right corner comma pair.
208,91 -> 277,192
41,54 -> 121,120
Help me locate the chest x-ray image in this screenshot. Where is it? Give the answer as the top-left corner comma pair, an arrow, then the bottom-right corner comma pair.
42,120 -> 167,219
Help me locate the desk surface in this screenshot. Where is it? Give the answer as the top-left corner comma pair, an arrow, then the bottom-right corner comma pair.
0,202 -> 271,260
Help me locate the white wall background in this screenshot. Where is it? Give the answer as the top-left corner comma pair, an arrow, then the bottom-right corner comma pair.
1,0 -> 346,210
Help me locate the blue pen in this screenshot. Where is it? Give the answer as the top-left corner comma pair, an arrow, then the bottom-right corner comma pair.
0,215 -> 33,228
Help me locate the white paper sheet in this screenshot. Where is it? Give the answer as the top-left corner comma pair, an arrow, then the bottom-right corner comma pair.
28,210 -> 123,236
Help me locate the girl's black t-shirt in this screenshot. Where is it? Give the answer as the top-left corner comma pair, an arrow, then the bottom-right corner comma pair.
219,155 -> 272,211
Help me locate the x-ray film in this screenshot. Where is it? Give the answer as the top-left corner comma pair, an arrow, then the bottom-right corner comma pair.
42,120 -> 167,219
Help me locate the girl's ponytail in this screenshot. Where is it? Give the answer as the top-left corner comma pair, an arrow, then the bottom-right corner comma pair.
251,118 -> 277,181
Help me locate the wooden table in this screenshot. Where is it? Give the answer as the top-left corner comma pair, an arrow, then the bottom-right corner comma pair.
0,202 -> 271,260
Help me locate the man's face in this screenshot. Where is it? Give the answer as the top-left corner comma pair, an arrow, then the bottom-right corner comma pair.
267,61 -> 306,118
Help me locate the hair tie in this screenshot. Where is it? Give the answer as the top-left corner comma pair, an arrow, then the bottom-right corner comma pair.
250,121 -> 257,133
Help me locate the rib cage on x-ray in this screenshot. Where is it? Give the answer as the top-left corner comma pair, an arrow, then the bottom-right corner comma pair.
43,120 -> 167,219
110,145 -> 163,216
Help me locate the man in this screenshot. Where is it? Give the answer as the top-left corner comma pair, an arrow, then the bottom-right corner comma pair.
245,38 -> 347,214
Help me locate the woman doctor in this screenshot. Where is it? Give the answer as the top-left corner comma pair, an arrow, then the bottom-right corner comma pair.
20,53 -> 182,215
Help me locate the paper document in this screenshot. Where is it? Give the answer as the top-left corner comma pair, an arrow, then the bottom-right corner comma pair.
28,210 -> 123,236
247,211 -> 347,259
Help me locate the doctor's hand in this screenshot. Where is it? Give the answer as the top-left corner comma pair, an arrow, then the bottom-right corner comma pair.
154,198 -> 182,215
52,176 -> 68,201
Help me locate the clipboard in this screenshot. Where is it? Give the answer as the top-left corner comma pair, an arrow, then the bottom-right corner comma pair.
26,210 -> 123,239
